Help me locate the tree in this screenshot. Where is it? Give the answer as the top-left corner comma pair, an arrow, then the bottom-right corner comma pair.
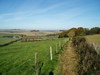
68,30 -> 76,37
90,27 -> 100,34
58,27 -> 100,38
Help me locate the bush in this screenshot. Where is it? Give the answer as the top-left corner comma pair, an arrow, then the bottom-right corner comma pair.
72,37 -> 100,75
59,27 -> 100,38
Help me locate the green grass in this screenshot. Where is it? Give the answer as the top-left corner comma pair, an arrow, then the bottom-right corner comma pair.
0,38 -> 67,75
0,34 -> 20,38
0,38 -> 17,45
0,34 -> 20,45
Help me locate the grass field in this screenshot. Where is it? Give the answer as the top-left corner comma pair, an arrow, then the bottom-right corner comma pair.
0,34 -> 19,45
0,38 -> 66,75
84,34 -> 100,44
0,30 -> 60,36
0,38 -> 18,45
84,34 -> 100,53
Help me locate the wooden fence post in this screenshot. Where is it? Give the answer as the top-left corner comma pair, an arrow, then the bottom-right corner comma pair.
65,39 -> 67,43
50,46 -> 53,60
93,43 -> 97,50
35,53 -> 38,75
62,40 -> 64,47
93,43 -> 99,54
56,43 -> 58,54
59,41 -> 61,49
61,41 -> 63,48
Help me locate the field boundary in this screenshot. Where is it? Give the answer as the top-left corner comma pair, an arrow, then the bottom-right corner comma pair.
72,37 -> 100,75
0,39 -> 21,47
55,40 -> 78,75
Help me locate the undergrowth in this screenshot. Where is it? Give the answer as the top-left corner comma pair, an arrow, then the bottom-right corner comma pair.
72,37 -> 100,75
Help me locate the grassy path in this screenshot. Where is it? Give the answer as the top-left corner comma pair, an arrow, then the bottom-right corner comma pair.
56,40 -> 78,75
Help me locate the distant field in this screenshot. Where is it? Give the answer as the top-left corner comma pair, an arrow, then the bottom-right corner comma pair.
0,34 -> 20,45
84,34 -> 100,45
0,38 -> 66,75
84,34 -> 100,52
0,38 -> 17,45
0,30 -> 60,36
0,30 -> 60,45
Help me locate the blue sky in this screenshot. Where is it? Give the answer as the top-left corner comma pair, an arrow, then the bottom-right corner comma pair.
0,0 -> 100,30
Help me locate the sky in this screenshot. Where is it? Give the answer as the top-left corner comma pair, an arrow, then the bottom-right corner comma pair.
0,0 -> 100,30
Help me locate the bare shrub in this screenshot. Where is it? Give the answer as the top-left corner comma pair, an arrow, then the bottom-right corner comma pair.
72,37 -> 100,75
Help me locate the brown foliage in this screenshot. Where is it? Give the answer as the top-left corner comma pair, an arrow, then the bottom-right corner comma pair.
59,27 -> 100,38
72,37 -> 100,75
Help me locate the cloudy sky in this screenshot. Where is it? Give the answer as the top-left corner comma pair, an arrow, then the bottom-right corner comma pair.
0,0 -> 100,30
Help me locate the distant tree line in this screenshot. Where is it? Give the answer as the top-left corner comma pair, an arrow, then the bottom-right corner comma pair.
30,30 -> 39,32
59,27 -> 100,38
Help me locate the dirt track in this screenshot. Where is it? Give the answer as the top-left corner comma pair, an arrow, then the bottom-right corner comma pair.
57,41 -> 78,75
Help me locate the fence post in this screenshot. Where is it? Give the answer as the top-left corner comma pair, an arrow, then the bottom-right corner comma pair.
61,41 -> 63,49
93,43 -> 99,54
59,41 -> 61,49
62,40 -> 64,47
93,43 -> 97,50
65,39 -> 67,43
35,53 -> 38,75
50,46 -> 53,60
56,43 -> 58,54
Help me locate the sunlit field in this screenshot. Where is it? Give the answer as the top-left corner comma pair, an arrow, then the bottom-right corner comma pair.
0,38 -> 66,75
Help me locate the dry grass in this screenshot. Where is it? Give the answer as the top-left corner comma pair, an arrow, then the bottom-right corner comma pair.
56,41 -> 78,75
84,34 -> 100,52
84,34 -> 100,45
0,30 -> 60,36
72,37 -> 100,75
0,30 -> 37,36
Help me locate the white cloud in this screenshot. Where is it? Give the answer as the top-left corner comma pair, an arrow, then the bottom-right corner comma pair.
0,1 -> 67,22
